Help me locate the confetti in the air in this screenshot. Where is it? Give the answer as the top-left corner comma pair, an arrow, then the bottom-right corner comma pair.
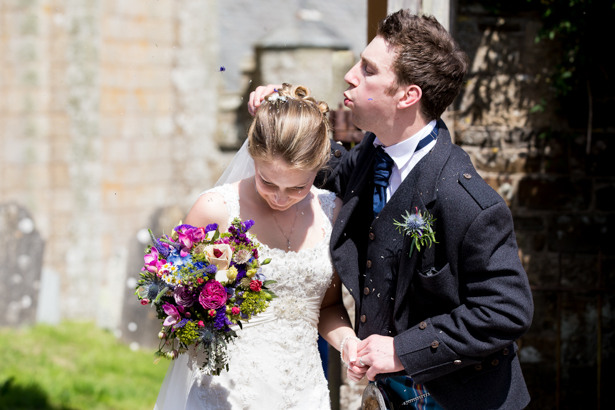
219,66 -> 226,72
368,98 -> 373,101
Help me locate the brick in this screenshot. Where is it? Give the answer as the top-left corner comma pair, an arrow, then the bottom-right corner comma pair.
518,177 -> 592,211
547,214 -> 615,255
456,125 -> 533,147
514,216 -> 545,232
595,182 -> 615,212
50,163 -> 70,189
587,133 -> 615,177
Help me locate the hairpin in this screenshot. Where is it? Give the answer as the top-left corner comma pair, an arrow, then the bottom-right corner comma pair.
267,93 -> 287,103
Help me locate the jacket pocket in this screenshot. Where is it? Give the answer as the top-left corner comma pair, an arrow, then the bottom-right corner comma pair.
414,263 -> 459,306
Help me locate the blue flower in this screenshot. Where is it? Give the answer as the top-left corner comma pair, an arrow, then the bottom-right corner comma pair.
255,269 -> 266,282
405,214 -> 425,232
168,249 -> 192,266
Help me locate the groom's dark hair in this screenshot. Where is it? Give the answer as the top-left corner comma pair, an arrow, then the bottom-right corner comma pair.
378,10 -> 468,121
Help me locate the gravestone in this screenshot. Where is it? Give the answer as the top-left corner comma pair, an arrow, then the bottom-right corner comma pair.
0,203 -> 45,327
119,206 -> 185,350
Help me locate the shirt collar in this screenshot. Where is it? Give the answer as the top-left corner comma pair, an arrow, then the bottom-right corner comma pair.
373,120 -> 437,170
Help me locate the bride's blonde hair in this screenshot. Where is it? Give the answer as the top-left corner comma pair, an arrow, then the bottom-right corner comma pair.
247,83 -> 331,172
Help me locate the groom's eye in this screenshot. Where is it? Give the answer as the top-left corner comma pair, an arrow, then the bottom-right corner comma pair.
362,63 -> 374,76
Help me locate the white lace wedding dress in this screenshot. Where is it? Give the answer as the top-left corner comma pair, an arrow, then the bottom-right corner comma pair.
154,183 -> 336,410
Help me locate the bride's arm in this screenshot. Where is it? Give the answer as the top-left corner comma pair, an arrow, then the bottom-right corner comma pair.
184,192 -> 229,231
318,272 -> 366,382
317,197 -> 367,381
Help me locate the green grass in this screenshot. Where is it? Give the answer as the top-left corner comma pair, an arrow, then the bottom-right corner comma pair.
0,322 -> 169,410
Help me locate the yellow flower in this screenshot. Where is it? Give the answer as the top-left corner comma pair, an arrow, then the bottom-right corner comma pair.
227,266 -> 238,282
246,269 -> 257,278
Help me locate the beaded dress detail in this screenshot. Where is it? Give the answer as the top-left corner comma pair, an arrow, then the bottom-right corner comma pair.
154,183 -> 336,410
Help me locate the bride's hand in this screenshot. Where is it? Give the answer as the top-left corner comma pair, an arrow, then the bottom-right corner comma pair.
343,337 -> 367,381
248,84 -> 282,116
346,361 -> 368,382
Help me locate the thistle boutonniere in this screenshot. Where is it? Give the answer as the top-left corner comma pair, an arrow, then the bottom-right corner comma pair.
393,207 -> 438,258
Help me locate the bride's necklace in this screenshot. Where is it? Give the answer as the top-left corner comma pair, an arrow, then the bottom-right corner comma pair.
253,177 -> 299,251
271,205 -> 299,251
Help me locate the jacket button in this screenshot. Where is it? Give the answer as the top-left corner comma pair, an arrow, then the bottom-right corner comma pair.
474,364 -> 482,371
431,341 -> 439,349
364,287 -> 370,295
502,348 -> 509,356
369,232 -> 375,240
454,360 -> 462,365
491,359 -> 499,366
334,150 -> 342,158
360,315 -> 366,323
366,260 -> 372,268
463,173 -> 472,179
419,321 -> 427,330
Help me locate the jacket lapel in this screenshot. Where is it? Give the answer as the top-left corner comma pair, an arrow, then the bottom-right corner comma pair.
374,120 -> 453,315
331,134 -> 378,298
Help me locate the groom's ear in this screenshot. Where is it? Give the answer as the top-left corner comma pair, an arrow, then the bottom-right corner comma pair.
397,84 -> 422,110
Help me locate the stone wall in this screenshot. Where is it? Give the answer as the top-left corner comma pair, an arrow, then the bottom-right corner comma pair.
0,0 -> 222,329
455,3 -> 615,408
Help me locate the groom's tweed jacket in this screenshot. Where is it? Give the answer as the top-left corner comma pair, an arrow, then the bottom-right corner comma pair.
329,120 -> 533,410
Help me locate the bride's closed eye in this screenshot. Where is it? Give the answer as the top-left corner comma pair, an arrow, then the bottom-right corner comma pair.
260,177 -> 305,191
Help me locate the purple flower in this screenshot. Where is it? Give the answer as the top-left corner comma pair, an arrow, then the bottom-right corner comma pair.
214,307 -> 231,330
173,318 -> 189,330
205,223 -> 219,232
242,220 -> 255,232
205,264 -> 218,275
174,286 -> 197,307
163,303 -> 181,327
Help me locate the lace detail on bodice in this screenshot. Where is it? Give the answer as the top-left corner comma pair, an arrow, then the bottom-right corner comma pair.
205,184 -> 336,301
178,184 -> 336,410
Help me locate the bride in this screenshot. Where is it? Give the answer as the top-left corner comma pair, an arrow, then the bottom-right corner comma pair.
154,84 -> 361,410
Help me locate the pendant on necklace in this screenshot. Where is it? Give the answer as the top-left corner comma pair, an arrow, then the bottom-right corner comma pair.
287,240 -> 291,250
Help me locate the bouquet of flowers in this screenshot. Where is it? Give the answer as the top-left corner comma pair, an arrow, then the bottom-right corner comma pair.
135,218 -> 276,375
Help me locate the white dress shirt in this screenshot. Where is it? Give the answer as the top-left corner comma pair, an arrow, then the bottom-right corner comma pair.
373,120 -> 437,202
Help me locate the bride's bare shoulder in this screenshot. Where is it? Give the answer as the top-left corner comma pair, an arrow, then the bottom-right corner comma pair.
185,190 -> 229,230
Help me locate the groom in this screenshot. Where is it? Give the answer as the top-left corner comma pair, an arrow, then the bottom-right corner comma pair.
250,10 -> 533,410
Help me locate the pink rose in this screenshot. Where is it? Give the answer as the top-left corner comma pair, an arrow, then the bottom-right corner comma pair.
202,244 -> 233,271
199,280 -> 228,310
231,306 -> 240,315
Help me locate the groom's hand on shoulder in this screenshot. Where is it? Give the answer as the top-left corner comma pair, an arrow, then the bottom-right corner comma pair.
248,84 -> 282,116
357,335 -> 404,381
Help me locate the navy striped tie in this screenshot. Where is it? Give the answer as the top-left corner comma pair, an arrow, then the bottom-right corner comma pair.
372,124 -> 438,218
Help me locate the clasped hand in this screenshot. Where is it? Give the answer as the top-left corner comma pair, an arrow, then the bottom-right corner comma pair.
343,335 -> 405,382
